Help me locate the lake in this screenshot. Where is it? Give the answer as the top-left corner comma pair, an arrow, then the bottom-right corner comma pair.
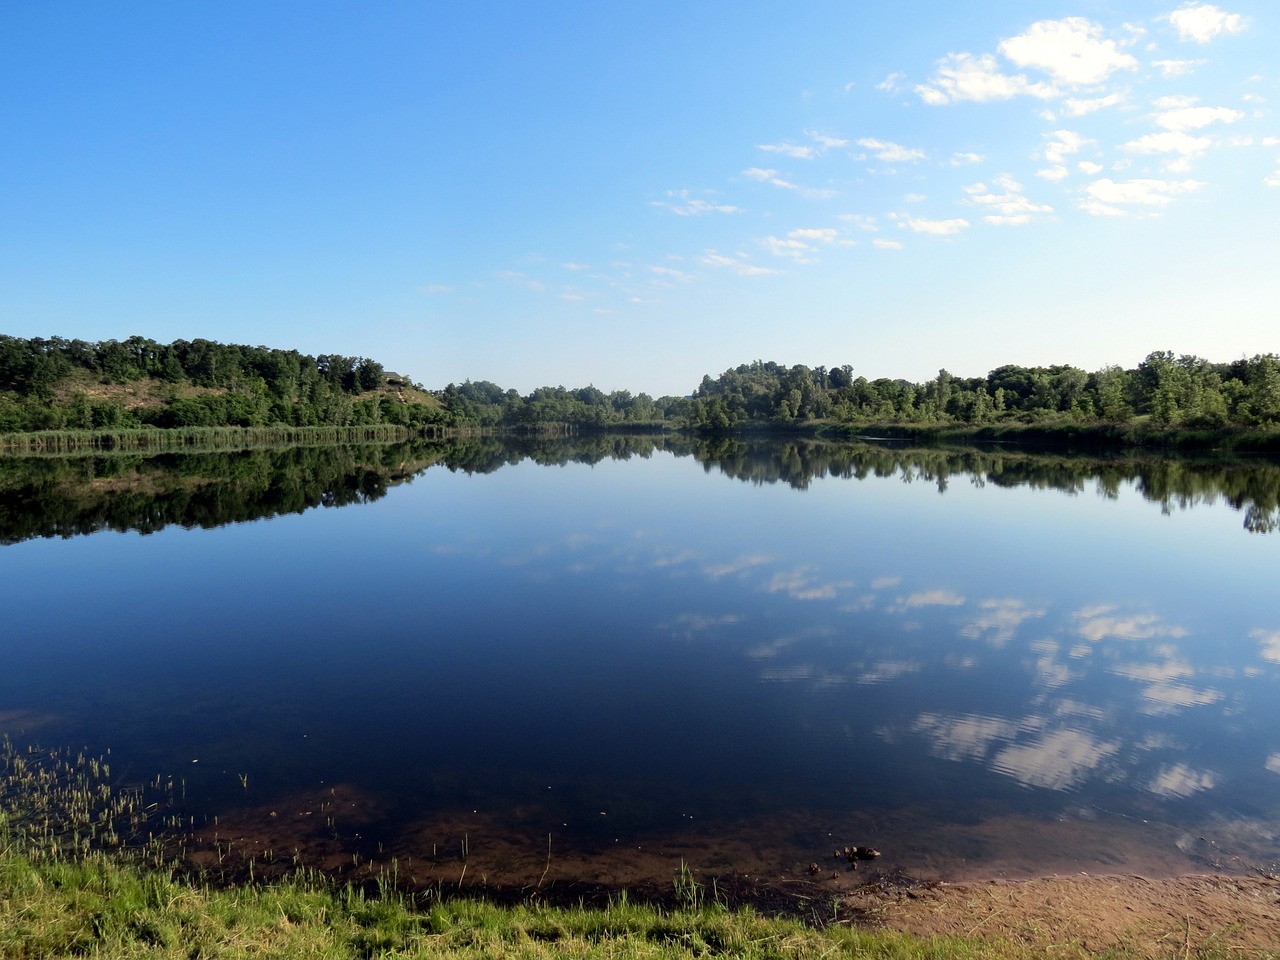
3,436 -> 1280,892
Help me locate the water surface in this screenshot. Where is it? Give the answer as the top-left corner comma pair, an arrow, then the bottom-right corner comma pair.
3,437 -> 1279,886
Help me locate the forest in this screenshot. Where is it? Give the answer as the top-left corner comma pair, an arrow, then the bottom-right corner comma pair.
2,334 -> 1279,439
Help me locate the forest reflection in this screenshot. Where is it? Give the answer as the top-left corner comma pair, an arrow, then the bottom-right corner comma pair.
3,433 -> 1278,544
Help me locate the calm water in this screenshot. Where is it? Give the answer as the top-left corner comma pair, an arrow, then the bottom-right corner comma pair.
3,437 -> 1280,885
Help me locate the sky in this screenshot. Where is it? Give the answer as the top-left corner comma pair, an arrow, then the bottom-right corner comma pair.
1,1 -> 1277,397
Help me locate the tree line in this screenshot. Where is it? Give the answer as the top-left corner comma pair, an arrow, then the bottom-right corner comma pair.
683,354 -> 1280,431
2,334 -> 1279,436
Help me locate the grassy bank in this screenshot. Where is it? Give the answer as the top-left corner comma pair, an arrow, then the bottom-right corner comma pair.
0,846 -> 1070,960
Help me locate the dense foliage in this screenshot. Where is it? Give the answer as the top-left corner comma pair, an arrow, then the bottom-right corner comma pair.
683,354 -> 1280,431
3,334 -> 1279,436
0,335 -> 436,432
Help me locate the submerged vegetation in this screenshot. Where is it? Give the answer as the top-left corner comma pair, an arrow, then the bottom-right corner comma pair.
0,740 -> 1205,959
3,334 -> 1280,449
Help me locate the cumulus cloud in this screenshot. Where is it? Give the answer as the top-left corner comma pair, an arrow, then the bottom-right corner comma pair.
916,52 -> 1057,105
856,137 -> 926,163
998,17 -> 1138,86
1165,3 -> 1248,43
963,176 -> 1054,225
950,151 -> 985,165
1043,129 -> 1095,164
873,238 -> 904,250
1154,104 -> 1244,131
1082,177 -> 1205,214
1122,131 -> 1212,166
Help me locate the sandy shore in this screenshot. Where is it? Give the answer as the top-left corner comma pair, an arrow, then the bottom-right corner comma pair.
850,872 -> 1280,958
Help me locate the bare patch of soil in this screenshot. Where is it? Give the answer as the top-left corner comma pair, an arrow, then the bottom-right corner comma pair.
855,873 -> 1280,958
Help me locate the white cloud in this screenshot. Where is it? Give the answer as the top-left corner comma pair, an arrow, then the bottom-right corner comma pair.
963,176 -> 1053,225
1036,165 -> 1069,181
1078,160 -> 1103,174
899,215 -> 970,236
759,141 -> 816,160
1063,92 -> 1124,116
648,264 -> 693,282
700,250 -> 780,277
759,130 -> 847,159
876,71 -> 906,93
1152,58 -> 1206,77
562,262 -> 589,271
950,151 -> 985,165
916,52 -> 1057,105
653,190 -> 743,217
1155,104 -> 1244,131
873,238 -> 904,250
1043,129 -> 1094,164
839,213 -> 879,231
807,130 -> 849,150
1165,3 -> 1248,43
856,137 -> 926,163
743,167 -> 797,190
788,227 -> 839,243
1122,131 -> 1213,169
999,17 -> 1139,86
1081,177 -> 1204,215
741,167 -> 837,200
760,235 -> 818,263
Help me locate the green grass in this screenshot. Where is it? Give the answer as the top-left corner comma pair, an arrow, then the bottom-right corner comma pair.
0,845 -> 1056,960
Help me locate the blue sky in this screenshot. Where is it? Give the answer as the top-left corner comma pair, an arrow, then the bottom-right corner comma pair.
1,1 -> 1276,396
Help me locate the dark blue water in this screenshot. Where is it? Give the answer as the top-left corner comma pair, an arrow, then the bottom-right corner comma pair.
3,440 -> 1279,882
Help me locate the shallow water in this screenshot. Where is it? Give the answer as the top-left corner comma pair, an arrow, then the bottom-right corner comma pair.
3,437 -> 1280,885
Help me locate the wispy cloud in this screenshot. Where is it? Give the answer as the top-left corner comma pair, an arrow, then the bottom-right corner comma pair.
652,190 -> 743,216
856,137 -> 926,163
895,214 -> 971,236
